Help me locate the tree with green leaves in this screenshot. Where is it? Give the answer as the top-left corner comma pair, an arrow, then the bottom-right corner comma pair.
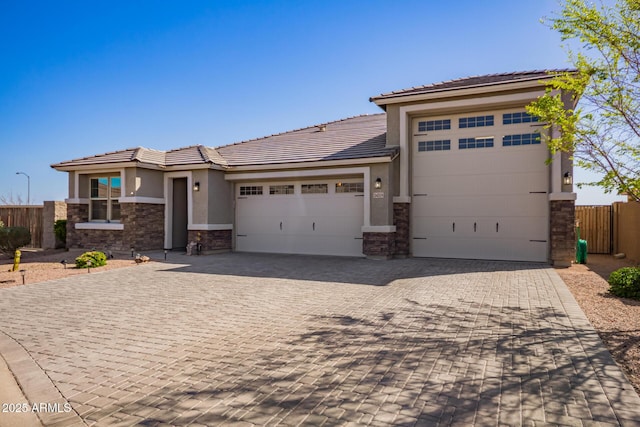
527,0 -> 640,201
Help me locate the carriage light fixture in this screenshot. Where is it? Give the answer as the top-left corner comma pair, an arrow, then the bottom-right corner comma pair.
563,172 -> 573,185
375,177 -> 382,189
193,181 -> 200,192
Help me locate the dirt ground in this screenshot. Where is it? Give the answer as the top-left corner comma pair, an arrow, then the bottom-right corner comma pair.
556,254 -> 640,396
1,249 -> 638,396
0,249 -> 149,289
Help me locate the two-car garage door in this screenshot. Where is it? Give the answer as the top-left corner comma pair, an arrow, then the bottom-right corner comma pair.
411,110 -> 550,262
235,180 -> 364,256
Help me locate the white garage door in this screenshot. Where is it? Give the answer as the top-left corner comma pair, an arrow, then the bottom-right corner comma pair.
411,110 -> 549,262
236,180 -> 364,256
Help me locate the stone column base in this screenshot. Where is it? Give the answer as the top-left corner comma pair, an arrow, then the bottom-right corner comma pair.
363,232 -> 396,259
550,199 -> 576,267
188,229 -> 232,254
393,203 -> 410,257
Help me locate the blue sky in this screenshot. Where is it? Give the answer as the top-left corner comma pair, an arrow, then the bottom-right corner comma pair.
0,0 -> 625,205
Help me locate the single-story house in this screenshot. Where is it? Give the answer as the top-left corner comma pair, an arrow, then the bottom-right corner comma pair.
52,70 -> 578,265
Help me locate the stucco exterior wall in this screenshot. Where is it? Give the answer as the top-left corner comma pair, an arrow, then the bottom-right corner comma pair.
77,174 -> 89,198
207,170 -> 233,224
68,172 -> 76,199
369,162 -> 393,226
385,104 -> 400,147
132,168 -> 164,198
192,169 -> 208,224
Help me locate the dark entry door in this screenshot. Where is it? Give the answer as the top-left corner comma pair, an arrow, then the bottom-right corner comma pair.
172,178 -> 188,250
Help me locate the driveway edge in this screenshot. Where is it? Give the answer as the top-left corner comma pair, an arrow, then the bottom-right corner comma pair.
0,331 -> 85,427
548,269 -> 640,426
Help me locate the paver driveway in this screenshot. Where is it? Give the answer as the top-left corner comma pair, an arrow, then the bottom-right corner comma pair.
0,253 -> 639,426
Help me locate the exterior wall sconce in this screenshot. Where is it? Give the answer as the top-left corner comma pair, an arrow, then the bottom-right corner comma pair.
193,181 -> 200,192
375,177 -> 382,189
563,172 -> 573,185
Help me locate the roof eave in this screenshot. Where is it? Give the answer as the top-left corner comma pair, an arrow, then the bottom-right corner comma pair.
51,161 -> 166,172
370,74 -> 565,107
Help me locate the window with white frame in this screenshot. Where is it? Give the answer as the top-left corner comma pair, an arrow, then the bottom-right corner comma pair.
90,176 -> 121,221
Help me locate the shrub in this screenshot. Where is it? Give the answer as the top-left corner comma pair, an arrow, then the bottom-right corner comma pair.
54,219 -> 67,248
0,226 -> 31,257
608,267 -> 640,300
75,251 -> 107,269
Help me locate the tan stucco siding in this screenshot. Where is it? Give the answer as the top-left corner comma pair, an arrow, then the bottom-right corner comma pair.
207,170 -> 233,224
68,172 -> 76,199
132,168 -> 164,198
192,170 -> 208,224
370,162 -> 393,226
385,105 -> 400,147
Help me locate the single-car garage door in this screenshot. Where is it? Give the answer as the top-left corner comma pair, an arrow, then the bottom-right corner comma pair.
411,110 -> 549,262
236,179 -> 364,256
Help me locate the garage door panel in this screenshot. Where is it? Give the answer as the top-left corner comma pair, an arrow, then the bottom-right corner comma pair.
236,181 -> 364,257
236,234 -> 285,254
411,114 -> 550,262
414,148 -> 548,178
413,172 -> 547,197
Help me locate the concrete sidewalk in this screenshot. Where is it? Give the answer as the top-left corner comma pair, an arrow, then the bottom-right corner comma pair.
0,253 -> 639,426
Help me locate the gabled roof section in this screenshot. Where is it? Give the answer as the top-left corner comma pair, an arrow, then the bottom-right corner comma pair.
51,145 -> 227,170
51,147 -> 158,168
217,114 -> 394,166
165,145 -> 228,166
370,69 -> 576,104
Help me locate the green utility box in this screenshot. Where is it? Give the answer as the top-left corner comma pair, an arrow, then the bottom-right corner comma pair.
576,225 -> 588,264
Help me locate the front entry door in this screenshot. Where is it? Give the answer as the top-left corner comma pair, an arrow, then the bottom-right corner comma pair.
172,178 -> 188,250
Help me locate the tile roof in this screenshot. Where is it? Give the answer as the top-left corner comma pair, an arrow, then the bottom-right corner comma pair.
370,69 -> 577,102
51,114 -> 393,169
216,114 -> 392,166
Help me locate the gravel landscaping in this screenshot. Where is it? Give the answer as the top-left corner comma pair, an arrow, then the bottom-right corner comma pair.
556,254 -> 640,396
1,249 -> 638,399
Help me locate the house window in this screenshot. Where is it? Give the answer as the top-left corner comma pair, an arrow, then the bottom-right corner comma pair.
269,185 -> 294,195
418,119 -> 451,132
502,133 -> 541,146
335,182 -> 364,193
90,176 -> 121,222
503,112 -> 539,125
418,140 -> 451,152
459,115 -> 494,128
459,137 -> 494,149
301,184 -> 328,194
239,186 -> 263,196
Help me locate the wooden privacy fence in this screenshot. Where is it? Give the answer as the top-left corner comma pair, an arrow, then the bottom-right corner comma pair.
0,206 -> 43,248
575,205 -> 612,254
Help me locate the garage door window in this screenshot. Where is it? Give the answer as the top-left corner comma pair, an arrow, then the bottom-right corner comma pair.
418,140 -> 451,152
240,186 -> 263,196
269,185 -> 295,195
503,112 -> 539,124
301,184 -> 328,194
459,115 -> 494,128
336,182 -> 364,193
418,119 -> 450,132
503,133 -> 541,146
459,137 -> 494,149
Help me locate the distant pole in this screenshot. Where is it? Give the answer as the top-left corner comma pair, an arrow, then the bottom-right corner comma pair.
15,172 -> 30,205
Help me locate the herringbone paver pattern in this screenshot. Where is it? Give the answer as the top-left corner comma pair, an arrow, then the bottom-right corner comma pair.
1,253 -> 639,426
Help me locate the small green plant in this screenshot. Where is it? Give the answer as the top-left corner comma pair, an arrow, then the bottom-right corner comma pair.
75,251 -> 107,269
608,267 -> 640,300
54,219 -> 67,248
